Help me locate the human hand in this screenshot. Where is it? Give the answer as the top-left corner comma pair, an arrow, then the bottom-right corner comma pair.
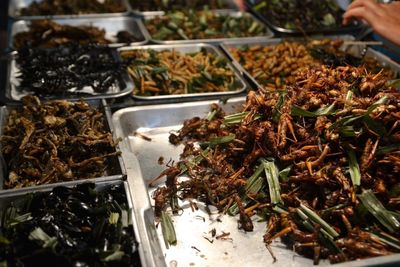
234,0 -> 246,11
343,0 -> 400,45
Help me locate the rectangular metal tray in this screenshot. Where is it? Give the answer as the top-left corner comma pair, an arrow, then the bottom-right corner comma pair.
220,37 -> 400,89
0,99 -> 126,196
0,180 -> 145,266
8,16 -> 149,50
245,0 -> 362,35
141,9 -> 274,44
5,48 -> 134,102
128,0 -> 238,17
112,98 -> 400,267
8,0 -> 131,20
118,43 -> 248,101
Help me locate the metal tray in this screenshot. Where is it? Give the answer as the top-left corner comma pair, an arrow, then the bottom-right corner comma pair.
142,9 -> 273,44
8,17 -> 148,50
6,48 -> 134,102
8,0 -> 130,20
0,99 -> 126,196
220,37 -> 400,90
128,0 -> 238,17
245,0 -> 362,35
0,180 -> 144,266
118,43 -> 247,101
112,97 -> 400,267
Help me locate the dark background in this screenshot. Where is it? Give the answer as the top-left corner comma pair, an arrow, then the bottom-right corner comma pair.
0,0 -> 8,105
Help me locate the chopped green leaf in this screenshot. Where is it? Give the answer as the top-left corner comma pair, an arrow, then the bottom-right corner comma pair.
291,103 -> 335,117
299,203 -> 339,238
346,147 -> 361,187
262,159 -> 283,205
161,211 -> 177,248
358,190 -> 400,233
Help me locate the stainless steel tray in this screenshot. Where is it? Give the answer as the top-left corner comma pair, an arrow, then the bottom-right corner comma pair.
142,9 -> 273,44
220,37 -> 400,89
8,17 -> 149,50
128,0 -> 238,17
118,43 -> 247,100
0,180 -> 144,266
6,49 -> 134,101
245,0 -> 362,35
112,97 -> 400,267
0,99 -> 126,196
8,0 -> 130,20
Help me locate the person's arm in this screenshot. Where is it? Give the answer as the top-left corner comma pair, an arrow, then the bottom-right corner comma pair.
343,0 -> 400,45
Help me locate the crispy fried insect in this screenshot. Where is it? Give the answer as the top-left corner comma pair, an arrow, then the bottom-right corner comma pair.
152,63 -> 400,263
1,96 -> 119,189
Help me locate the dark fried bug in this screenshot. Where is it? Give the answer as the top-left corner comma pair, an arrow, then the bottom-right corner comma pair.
129,0 -> 229,11
0,183 -> 140,266
228,39 -> 396,90
16,44 -> 128,97
13,20 -> 140,49
152,64 -> 400,263
19,0 -> 126,16
248,0 -> 345,31
145,10 -> 265,41
0,96 -> 120,189
120,48 -> 237,96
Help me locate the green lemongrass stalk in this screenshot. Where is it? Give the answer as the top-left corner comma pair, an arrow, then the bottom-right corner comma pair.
346,147 -> 361,187
179,147 -> 210,173
358,190 -> 400,233
208,133 -> 236,147
161,211 -> 177,248
228,163 -> 265,215
206,109 -> 217,121
366,96 -> 388,115
370,231 -> 400,250
291,103 -> 335,117
223,112 -> 261,125
299,203 -> 339,238
377,144 -> 400,155
262,159 -> 282,205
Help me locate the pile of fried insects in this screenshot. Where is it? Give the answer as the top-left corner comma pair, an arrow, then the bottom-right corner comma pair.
151,63 -> 400,263
13,20 -> 139,49
0,183 -> 140,266
0,96 -> 120,189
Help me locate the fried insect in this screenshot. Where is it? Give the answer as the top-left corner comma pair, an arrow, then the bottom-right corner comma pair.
0,96 -> 119,189
129,0 -> 229,11
153,64 -> 400,263
19,0 -> 126,16
0,183 -> 140,266
121,48 -> 237,96
249,0 -> 345,31
228,39 -> 396,90
145,9 -> 265,41
16,44 -> 128,97
13,20 -> 140,49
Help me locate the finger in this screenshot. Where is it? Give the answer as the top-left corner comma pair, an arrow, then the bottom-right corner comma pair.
346,0 -> 379,11
234,0 -> 246,11
342,6 -> 379,26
